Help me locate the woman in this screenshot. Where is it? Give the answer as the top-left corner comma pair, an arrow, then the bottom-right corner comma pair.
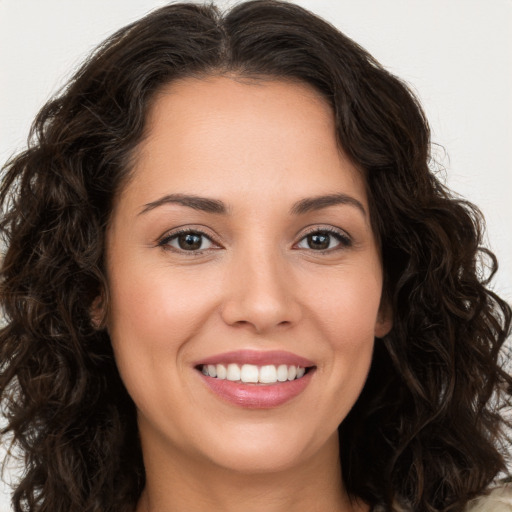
0,1 -> 511,511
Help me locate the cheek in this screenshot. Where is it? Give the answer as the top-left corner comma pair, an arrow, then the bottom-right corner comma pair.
105,265 -> 215,395
303,265 -> 381,412
307,263 -> 383,342
108,263 -> 219,348
106,266 -> 220,427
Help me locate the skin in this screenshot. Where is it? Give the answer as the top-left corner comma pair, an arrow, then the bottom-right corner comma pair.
103,76 -> 392,512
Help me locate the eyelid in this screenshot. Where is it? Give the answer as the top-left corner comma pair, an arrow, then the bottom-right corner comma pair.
157,227 -> 222,254
294,225 -> 353,251
156,224 -> 352,255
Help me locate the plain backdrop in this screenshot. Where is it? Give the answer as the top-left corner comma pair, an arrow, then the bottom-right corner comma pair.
1,0 -> 511,510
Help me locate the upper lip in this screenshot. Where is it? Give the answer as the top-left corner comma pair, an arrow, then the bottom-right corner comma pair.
193,350 -> 315,368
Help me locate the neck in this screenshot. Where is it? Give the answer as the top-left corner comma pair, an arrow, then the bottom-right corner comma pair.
136,430 -> 368,512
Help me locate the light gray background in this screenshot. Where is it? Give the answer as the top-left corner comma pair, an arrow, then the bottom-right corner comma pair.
1,0 -> 511,510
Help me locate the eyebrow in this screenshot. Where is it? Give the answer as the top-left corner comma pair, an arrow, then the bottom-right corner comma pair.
140,194 -> 228,215
139,192 -> 366,217
290,193 -> 366,217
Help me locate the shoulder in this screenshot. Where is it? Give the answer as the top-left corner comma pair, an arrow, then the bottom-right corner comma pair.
465,485 -> 512,511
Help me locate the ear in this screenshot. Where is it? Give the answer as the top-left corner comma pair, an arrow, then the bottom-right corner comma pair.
90,292 -> 107,330
374,300 -> 393,338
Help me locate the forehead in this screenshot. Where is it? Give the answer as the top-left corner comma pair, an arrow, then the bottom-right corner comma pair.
121,75 -> 367,212
147,74 -> 334,127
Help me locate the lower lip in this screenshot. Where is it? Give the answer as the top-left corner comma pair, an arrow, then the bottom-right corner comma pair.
199,370 -> 314,409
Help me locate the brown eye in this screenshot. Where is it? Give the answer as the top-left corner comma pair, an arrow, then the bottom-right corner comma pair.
159,230 -> 216,252
296,229 -> 352,251
177,233 -> 203,250
307,233 -> 330,250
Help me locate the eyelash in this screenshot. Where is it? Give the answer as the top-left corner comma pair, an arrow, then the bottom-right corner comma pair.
298,226 -> 352,252
157,228 -> 217,254
157,226 -> 352,255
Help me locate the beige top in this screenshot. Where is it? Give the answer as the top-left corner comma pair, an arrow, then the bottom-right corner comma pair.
466,485 -> 512,511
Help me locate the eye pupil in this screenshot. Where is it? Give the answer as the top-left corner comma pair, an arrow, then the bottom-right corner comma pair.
309,233 -> 330,250
179,233 -> 202,250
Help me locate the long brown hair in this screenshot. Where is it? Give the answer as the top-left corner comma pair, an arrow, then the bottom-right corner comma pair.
1,2 -> 511,511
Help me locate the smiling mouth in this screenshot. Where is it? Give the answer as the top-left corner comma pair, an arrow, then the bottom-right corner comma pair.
198,363 -> 312,384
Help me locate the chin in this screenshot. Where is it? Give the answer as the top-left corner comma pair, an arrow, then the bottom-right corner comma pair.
208,447 -> 307,475
197,424 -> 338,475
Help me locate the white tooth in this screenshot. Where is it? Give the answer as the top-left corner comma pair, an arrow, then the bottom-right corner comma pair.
240,364 -> 259,383
277,364 -> 288,382
201,365 -> 209,376
296,367 -> 305,378
207,364 -> 217,378
226,363 -> 241,381
216,364 -> 227,379
259,365 -> 277,383
287,365 -> 297,381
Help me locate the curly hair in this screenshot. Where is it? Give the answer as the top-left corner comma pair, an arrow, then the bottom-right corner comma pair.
1,1 -> 511,511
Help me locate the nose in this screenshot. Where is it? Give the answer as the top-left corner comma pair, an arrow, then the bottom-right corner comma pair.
220,247 -> 302,334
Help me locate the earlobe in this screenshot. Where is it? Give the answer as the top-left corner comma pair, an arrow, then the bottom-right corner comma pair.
90,293 -> 107,330
375,302 -> 393,338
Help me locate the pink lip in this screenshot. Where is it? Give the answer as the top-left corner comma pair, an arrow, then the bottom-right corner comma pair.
199,371 -> 314,409
193,349 -> 315,367
194,350 -> 316,409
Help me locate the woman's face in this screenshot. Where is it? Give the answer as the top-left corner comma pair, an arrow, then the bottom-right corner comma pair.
104,76 -> 392,475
